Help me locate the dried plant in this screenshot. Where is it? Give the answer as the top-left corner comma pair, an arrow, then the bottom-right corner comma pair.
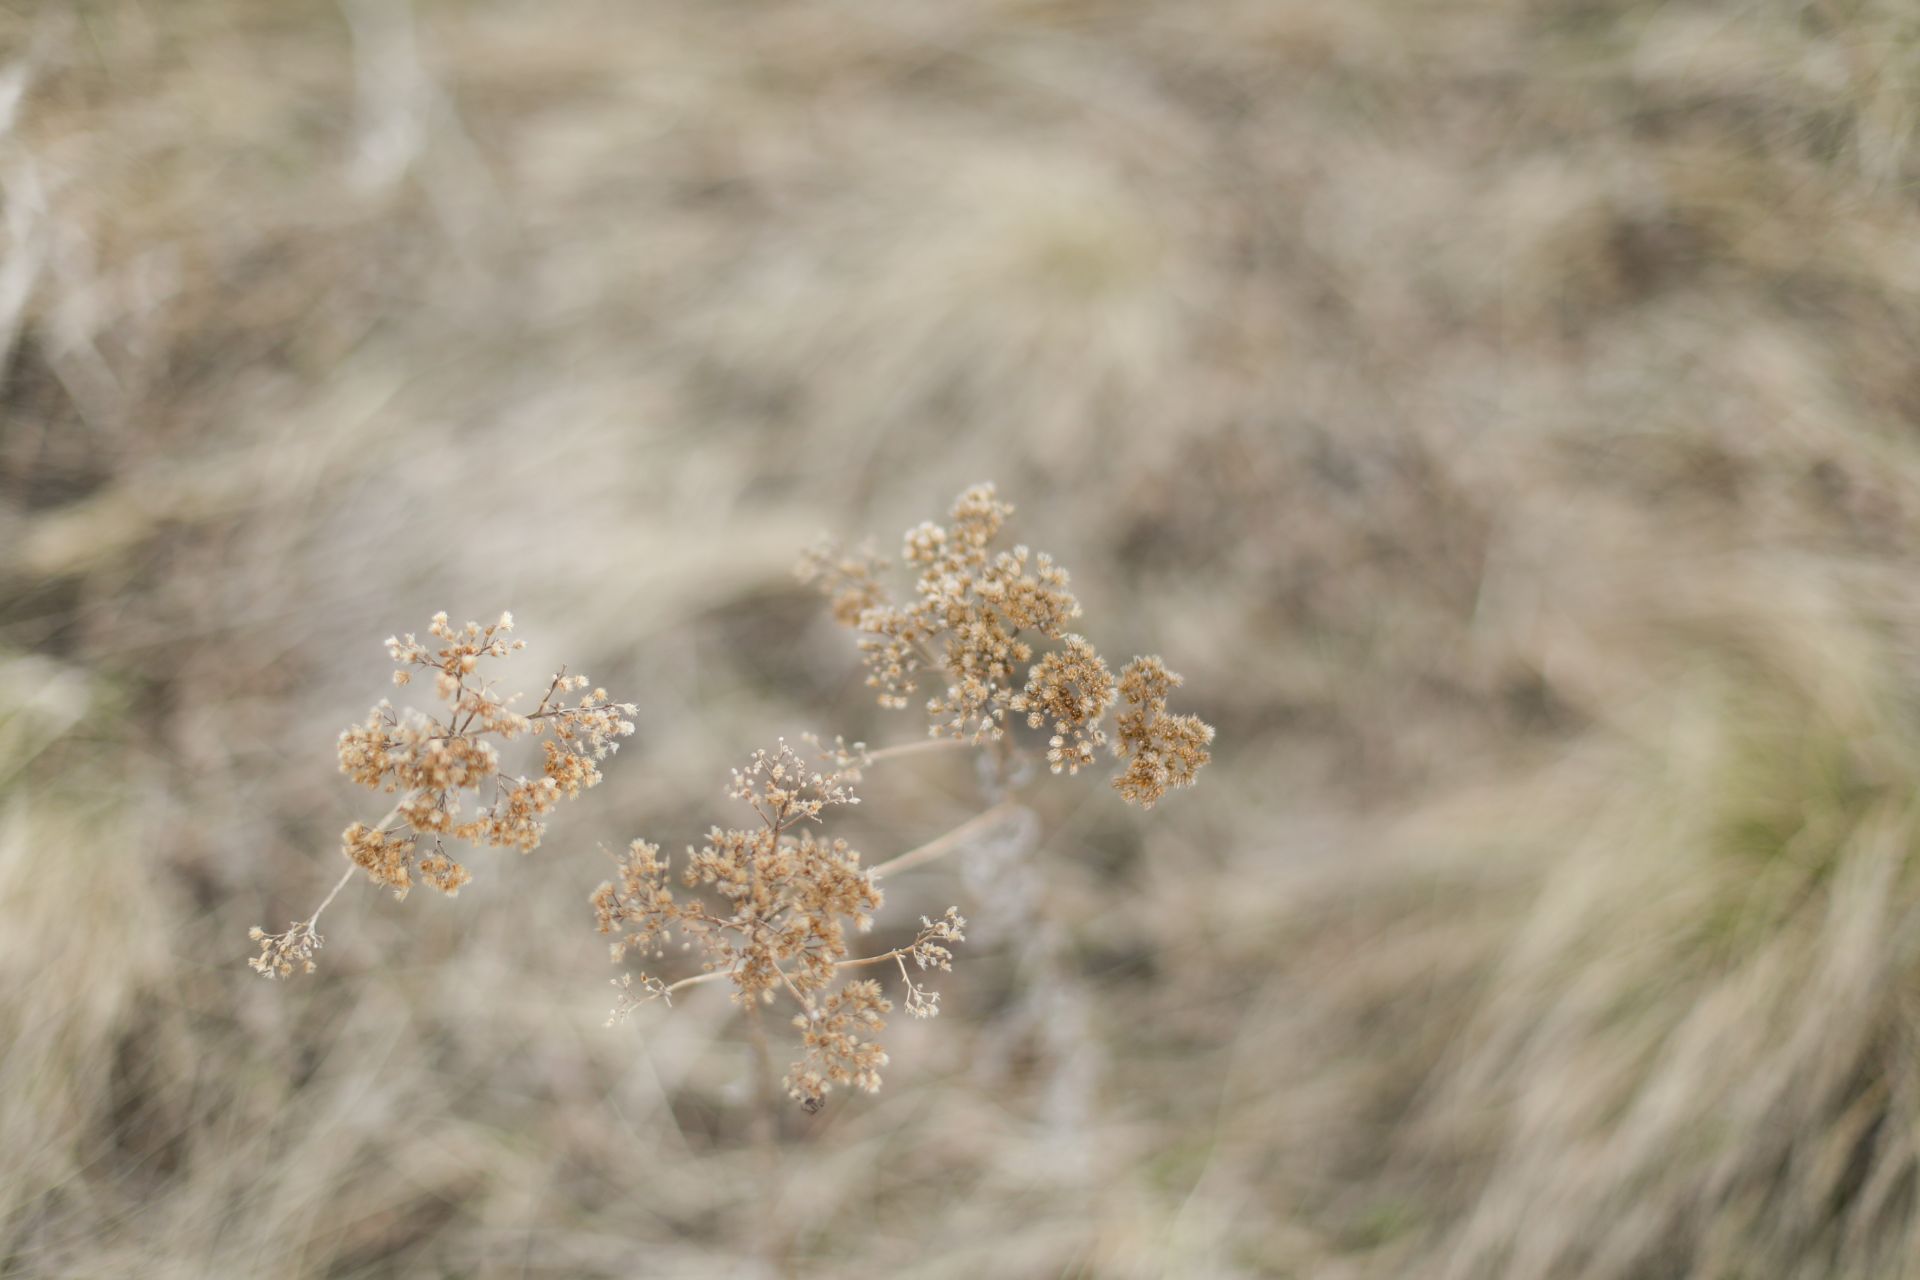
590,482 -> 1214,1112
593,739 -> 968,1110
253,486 -> 1211,1119
1110,654 -> 1215,810
1013,634 -> 1115,776
798,483 -> 1081,739
249,611 -> 635,977
799,481 -> 1213,802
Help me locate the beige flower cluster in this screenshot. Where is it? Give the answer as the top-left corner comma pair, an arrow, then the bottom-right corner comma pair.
1111,655 -> 1215,809
800,483 -> 1079,740
801,483 -> 1212,805
246,919 -> 321,980
249,611 -> 634,977
338,611 -> 635,891
592,740 -> 966,1111
1012,634 -> 1116,776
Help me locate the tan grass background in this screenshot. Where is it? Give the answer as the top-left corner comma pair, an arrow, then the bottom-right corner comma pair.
7,1 -> 1920,1276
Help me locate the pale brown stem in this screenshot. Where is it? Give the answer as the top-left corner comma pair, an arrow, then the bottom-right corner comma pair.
306,863 -> 357,930
743,992 -> 788,1271
745,999 -> 781,1136
304,795 -> 411,929
867,799 -> 1023,879
661,943 -> 911,1000
834,945 -> 920,973
861,737 -> 972,765
661,969 -> 732,998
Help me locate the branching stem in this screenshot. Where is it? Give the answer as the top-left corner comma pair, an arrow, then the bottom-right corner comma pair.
648,800 -> 1014,1003
659,936 -> 931,1001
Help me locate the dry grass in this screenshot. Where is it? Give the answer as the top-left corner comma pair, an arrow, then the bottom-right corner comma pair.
8,0 -> 1920,1275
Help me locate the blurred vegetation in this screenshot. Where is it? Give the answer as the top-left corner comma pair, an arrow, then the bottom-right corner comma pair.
7,0 -> 1920,1275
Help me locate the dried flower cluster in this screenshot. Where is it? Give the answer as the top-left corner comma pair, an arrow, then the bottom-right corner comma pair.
246,919 -> 321,980
800,483 -> 1080,740
1012,634 -> 1115,775
593,740 -> 966,1111
1111,655 -> 1216,809
801,483 -> 1212,804
250,611 -> 634,977
254,486 -> 1205,1121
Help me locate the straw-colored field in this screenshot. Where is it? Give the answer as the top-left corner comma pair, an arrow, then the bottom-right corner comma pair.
8,2 -> 1920,1275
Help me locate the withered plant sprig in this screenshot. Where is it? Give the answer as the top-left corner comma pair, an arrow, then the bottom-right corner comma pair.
1110,654 -> 1214,810
800,482 -> 1213,804
599,483 -> 1214,1114
250,611 -> 635,977
799,483 -> 1083,743
253,485 -> 1209,1124
593,740 -> 968,1111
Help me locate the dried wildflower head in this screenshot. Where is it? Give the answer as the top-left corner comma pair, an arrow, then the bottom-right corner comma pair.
248,921 -> 321,978
802,483 -> 1083,741
1011,634 -> 1116,775
897,907 -> 965,1018
795,542 -> 892,629
249,611 -> 635,978
335,611 -> 637,896
789,980 -> 891,1111
593,739 -> 966,1111
1111,656 -> 1214,809
803,484 -> 1213,805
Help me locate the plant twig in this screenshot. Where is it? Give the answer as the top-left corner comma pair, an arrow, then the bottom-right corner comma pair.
861,737 -> 972,765
868,799 -> 1024,879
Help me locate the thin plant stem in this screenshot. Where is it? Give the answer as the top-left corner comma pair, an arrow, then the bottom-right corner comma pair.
307,863 -> 357,929
660,937 -> 941,1001
743,786 -> 790,1269
308,796 -> 410,928
661,969 -> 732,999
743,998 -> 789,1272
861,737 -> 971,765
868,799 -> 1023,879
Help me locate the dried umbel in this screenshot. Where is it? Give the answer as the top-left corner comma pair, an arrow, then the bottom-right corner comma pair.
801,482 -> 1212,804
249,612 -> 635,977
593,740 -> 966,1111
1111,656 -> 1215,809
799,483 -> 1080,741
1012,634 -> 1116,776
338,612 -> 634,887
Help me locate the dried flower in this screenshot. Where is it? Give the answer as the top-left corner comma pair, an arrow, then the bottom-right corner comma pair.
1011,634 -> 1116,775
594,739 -> 966,1110
247,921 -> 321,979
898,907 -> 966,1018
803,484 -> 1213,805
258,487 -> 1206,1128
789,980 -> 891,1111
801,483 -> 1082,740
250,611 -> 635,977
1110,656 -> 1214,809
334,612 -> 636,896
